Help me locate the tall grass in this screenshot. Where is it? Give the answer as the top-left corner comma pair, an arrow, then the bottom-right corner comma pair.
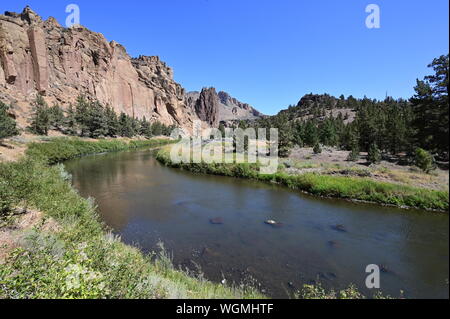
156,148 -> 449,212
0,139 -> 263,299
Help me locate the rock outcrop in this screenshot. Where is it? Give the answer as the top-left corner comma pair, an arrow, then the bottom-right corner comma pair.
0,6 -> 199,130
186,88 -> 263,127
217,91 -> 263,121
187,87 -> 220,127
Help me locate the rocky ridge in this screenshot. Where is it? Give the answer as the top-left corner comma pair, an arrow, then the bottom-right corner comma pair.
0,6 -> 198,130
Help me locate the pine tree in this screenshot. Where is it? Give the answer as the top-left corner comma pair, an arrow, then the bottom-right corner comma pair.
105,106 -> 119,137
140,117 -> 152,138
29,95 -> 50,136
151,121 -> 163,136
75,96 -> 90,137
88,101 -> 108,138
367,143 -> 381,164
0,102 -> 19,143
48,104 -> 65,131
64,104 -> 77,136
414,148 -> 435,173
118,113 -> 134,137
411,54 -> 449,158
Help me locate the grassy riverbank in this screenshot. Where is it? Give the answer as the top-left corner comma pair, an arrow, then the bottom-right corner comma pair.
156,147 -> 449,212
0,138 -> 263,298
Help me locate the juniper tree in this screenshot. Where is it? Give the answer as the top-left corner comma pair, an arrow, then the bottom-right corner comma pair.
29,95 -> 50,136
48,104 -> 65,131
63,104 -> 77,136
0,102 -> 19,143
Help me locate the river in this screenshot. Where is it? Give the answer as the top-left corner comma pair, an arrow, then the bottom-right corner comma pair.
64,148 -> 449,298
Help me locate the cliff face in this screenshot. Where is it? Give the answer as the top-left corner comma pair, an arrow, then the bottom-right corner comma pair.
187,89 -> 263,127
0,7 -> 199,130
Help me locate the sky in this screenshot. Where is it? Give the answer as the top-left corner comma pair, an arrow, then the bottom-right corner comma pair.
3,0 -> 449,115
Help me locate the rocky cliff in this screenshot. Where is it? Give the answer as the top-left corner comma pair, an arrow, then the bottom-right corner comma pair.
0,6 -> 199,130
187,88 -> 263,127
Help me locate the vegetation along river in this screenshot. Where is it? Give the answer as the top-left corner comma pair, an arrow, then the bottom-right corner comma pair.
64,148 -> 449,298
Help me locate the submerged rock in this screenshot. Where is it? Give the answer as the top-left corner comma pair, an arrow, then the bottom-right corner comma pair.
201,247 -> 220,257
209,217 -> 224,225
327,240 -> 340,248
331,224 -> 347,232
264,220 -> 283,228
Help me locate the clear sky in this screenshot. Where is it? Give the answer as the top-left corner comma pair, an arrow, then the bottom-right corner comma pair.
3,0 -> 449,115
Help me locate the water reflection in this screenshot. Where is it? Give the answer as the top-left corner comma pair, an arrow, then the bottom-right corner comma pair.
65,149 -> 449,299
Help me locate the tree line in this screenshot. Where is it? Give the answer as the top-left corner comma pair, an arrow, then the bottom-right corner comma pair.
27,95 -> 176,139
238,54 -> 449,165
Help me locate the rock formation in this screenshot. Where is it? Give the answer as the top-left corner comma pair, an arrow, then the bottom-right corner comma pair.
186,88 -> 263,127
187,87 -> 220,127
0,6 -> 199,130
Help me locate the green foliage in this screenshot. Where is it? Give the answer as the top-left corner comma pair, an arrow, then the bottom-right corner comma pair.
64,104 -> 77,136
0,153 -> 262,299
313,143 -> 322,154
414,148 -> 435,173
411,54 -> 449,158
243,55 -> 448,162
367,143 -> 381,164
26,137 -> 176,165
118,112 -> 134,138
29,95 -> 50,136
157,147 -> 449,211
48,105 -> 65,131
0,102 -> 19,140
347,147 -> 359,162
26,95 -> 175,139
297,283 -> 366,299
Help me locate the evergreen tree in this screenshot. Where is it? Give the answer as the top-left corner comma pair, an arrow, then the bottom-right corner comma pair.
0,102 -> 19,143
64,104 -> 77,136
140,117 -> 152,138
411,54 -> 449,158
414,148 -> 435,173
75,96 -> 90,137
48,104 -> 65,131
29,95 -> 50,136
367,143 -> 381,164
151,121 -> 163,136
87,101 -> 108,138
105,106 -> 119,137
118,113 -> 134,137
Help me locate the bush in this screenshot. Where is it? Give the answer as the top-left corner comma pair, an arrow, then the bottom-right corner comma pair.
414,148 -> 435,173
347,148 -> 359,162
313,143 -> 322,154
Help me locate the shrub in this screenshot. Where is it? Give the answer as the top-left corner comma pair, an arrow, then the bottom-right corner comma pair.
347,148 -> 359,162
414,148 -> 435,173
313,143 -> 322,154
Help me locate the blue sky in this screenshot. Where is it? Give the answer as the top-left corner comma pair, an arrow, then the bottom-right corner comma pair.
3,0 -> 449,115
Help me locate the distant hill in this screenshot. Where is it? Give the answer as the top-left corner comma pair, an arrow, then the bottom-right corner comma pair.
277,93 -> 356,124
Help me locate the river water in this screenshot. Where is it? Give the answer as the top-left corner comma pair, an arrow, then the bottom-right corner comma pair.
64,148 -> 449,298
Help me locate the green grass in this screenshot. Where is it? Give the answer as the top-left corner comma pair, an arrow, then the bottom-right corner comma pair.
0,138 -> 263,299
26,137 -> 176,165
156,147 -> 449,212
